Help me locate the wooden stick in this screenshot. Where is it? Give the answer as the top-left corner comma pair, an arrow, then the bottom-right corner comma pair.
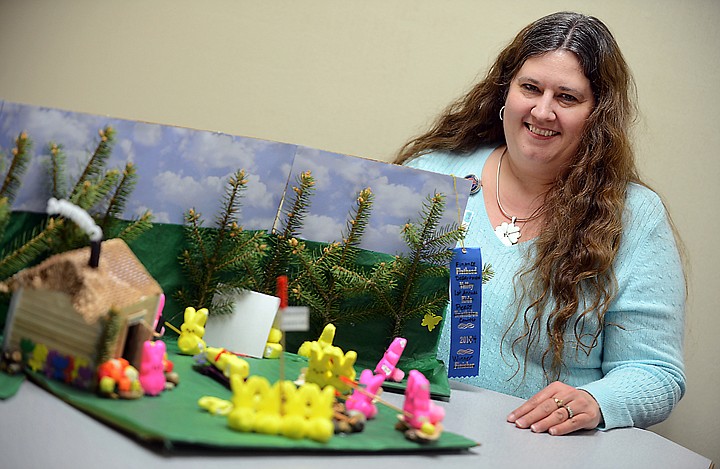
276,276 -> 288,414
164,321 -> 181,335
340,375 -> 411,417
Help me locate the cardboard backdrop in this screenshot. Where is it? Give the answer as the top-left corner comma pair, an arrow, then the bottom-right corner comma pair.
0,100 -> 474,398
0,100 -> 470,257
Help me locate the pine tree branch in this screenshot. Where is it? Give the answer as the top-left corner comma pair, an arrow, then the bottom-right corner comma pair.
286,186 -> 376,329
0,196 -> 9,242
116,210 -> 154,243
101,161 -> 137,230
176,171 -> 270,313
69,126 -> 115,200
184,208 -> 210,266
0,132 -> 32,202
96,309 -> 121,365
0,126 -> 152,283
0,218 -> 63,280
482,263 -> 495,284
49,142 -> 67,199
212,169 -> 247,261
214,230 -> 265,271
330,191 -> 466,339
338,187 -> 373,265
260,171 -> 315,294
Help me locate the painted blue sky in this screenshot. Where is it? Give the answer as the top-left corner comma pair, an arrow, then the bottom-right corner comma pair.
0,100 -> 469,255
284,147 -> 471,255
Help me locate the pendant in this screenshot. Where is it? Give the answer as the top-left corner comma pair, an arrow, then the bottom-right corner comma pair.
494,217 -> 521,246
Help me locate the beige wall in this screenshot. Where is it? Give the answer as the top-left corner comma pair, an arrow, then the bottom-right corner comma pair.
1,0 -> 717,463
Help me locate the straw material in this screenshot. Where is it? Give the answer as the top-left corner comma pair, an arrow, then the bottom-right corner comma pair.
6,239 -> 162,324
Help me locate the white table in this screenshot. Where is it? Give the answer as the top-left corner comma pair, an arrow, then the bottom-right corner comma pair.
0,379 -> 712,469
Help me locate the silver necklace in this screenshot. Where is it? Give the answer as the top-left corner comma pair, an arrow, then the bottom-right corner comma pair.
494,148 -> 542,246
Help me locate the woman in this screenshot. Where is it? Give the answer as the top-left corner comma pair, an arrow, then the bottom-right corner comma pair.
395,11 -> 685,436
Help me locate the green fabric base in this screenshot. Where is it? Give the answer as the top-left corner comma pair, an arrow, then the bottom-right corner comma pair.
0,371 -> 24,399
19,341 -> 476,453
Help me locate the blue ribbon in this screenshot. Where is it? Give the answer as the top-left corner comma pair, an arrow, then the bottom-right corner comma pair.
448,247 -> 481,378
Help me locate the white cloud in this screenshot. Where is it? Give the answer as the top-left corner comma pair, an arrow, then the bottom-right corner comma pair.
129,204 -> 169,224
363,222 -> 406,255
118,138 -> 135,162
370,179 -> 425,220
153,170 -> 225,219
176,132 -> 264,171
291,153 -> 331,191
337,156 -> 384,185
3,106 -> 93,150
299,213 -> 345,244
151,211 -> 170,224
132,123 -> 163,147
243,173 -> 274,210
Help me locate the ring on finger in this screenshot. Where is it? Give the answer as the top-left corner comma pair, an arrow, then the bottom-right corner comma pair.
563,404 -> 574,419
553,397 -> 564,408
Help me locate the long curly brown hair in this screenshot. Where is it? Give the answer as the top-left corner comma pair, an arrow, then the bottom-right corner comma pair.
394,12 -> 640,381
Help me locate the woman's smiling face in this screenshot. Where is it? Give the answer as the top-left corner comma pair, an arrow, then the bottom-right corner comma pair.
503,50 -> 595,174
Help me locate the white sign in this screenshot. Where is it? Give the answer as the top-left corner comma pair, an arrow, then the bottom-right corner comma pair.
205,290 -> 281,358
277,306 -> 310,332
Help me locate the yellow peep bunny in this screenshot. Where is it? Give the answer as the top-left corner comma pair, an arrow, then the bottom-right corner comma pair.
177,307 -> 208,355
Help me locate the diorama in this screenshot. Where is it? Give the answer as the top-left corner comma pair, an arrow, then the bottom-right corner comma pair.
0,99 -> 490,453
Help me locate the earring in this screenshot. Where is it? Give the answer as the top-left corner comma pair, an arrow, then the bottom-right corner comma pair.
499,106 -> 505,121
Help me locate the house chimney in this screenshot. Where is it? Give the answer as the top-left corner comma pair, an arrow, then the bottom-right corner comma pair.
46,198 -> 104,268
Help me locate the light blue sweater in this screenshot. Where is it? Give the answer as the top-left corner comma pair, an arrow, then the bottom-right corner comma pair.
405,146 -> 686,430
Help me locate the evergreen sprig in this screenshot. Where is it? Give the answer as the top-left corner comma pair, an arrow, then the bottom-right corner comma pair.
51,169 -> 122,254
335,192 -> 466,338
290,187 -> 374,331
253,170 -> 316,295
101,162 -> 137,230
49,142 -> 67,199
0,197 -> 9,244
74,169 -> 121,211
0,218 -> 64,280
49,127 -> 153,254
116,210 -> 154,243
0,126 -> 152,280
481,263 -> 495,284
69,126 -> 115,201
96,309 -> 122,366
0,132 -> 32,241
0,132 -> 32,203
99,161 -> 154,242
175,169 -> 268,315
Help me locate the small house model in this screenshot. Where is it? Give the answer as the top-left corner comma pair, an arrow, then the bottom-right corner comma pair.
1,238 -> 163,389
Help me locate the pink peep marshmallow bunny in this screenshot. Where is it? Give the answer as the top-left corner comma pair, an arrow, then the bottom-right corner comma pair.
374,337 -> 407,382
402,369 -> 445,429
345,368 -> 386,419
139,340 -> 167,396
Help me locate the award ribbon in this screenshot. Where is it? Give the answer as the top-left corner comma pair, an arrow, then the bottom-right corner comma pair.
448,247 -> 481,378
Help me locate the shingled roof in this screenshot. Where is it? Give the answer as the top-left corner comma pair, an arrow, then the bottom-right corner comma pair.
5,238 -> 162,324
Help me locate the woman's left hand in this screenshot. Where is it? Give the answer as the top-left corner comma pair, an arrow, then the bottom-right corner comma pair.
506,381 -> 602,435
